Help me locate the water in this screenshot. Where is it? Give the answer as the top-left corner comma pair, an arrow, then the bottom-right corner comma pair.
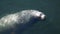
0,0 -> 60,34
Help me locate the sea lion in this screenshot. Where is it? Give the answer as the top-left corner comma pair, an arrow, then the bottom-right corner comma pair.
0,10 -> 46,32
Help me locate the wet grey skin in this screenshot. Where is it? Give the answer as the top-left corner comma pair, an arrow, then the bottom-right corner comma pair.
0,10 -> 46,32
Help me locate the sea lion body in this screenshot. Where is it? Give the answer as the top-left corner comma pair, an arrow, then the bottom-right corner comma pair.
0,10 -> 46,31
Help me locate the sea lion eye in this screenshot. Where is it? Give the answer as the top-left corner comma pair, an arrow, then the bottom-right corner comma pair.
40,14 -> 42,17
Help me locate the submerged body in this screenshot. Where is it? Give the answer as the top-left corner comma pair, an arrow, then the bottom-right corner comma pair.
0,10 -> 46,31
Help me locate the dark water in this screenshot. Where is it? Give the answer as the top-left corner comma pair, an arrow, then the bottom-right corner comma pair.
0,0 -> 60,34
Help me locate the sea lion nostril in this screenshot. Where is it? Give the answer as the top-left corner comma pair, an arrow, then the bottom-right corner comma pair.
41,16 -> 46,21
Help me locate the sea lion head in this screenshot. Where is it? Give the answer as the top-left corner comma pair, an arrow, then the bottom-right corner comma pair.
31,10 -> 46,21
